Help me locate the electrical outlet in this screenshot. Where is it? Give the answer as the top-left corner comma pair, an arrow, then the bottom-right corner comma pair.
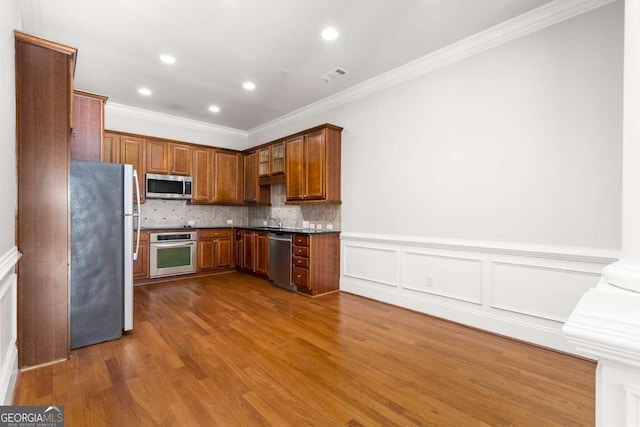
187,220 -> 195,226
263,220 -> 267,226
226,219 -> 233,224
316,224 -> 323,230
302,221 -> 310,228
426,275 -> 433,286
326,224 -> 333,230
309,223 -> 316,229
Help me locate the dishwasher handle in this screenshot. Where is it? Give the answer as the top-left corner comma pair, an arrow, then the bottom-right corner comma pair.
268,233 -> 292,242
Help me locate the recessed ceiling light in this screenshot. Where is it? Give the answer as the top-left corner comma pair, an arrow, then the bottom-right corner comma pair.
160,54 -> 176,64
321,27 -> 339,41
137,87 -> 152,96
208,105 -> 221,113
243,81 -> 256,91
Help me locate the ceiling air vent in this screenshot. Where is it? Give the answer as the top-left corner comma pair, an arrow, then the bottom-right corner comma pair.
320,67 -> 349,83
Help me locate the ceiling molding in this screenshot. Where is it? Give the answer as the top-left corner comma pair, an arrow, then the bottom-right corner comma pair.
105,102 -> 248,138
247,0 -> 618,136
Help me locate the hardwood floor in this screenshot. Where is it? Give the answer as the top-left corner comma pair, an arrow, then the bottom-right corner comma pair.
13,273 -> 595,426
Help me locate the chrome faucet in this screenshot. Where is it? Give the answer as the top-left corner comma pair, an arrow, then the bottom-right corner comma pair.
266,217 -> 282,229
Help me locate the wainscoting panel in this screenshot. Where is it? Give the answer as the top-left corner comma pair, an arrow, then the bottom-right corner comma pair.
402,251 -> 483,304
0,247 -> 20,405
343,244 -> 398,287
491,261 -> 600,322
626,385 -> 640,427
340,233 -> 618,356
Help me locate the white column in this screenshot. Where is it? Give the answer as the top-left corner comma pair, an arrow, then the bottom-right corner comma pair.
603,0 -> 640,292
563,2 -> 640,426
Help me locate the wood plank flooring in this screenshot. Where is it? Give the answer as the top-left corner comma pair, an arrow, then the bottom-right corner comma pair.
13,273 -> 595,426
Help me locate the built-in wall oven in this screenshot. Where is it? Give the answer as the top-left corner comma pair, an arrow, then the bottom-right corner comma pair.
149,231 -> 198,278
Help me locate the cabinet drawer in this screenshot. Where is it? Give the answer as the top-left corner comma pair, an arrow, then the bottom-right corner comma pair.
293,246 -> 308,257
293,234 -> 309,247
293,256 -> 309,268
199,229 -> 232,239
293,266 -> 308,287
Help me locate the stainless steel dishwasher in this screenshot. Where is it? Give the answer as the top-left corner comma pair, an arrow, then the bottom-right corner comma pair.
268,233 -> 295,291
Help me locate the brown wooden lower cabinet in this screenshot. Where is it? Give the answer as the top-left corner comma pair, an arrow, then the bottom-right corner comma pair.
239,230 -> 269,278
292,233 -> 340,296
133,232 -> 149,280
197,229 -> 235,272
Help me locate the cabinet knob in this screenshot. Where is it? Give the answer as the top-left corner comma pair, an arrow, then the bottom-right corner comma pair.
297,275 -> 301,278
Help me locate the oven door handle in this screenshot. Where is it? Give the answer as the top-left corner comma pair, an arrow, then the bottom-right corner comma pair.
152,242 -> 195,248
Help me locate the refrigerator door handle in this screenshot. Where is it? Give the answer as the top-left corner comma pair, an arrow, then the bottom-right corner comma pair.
133,169 -> 142,261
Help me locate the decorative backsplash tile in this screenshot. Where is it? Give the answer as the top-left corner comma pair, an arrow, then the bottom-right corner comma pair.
141,183 -> 341,230
141,199 -> 248,228
247,184 -> 341,230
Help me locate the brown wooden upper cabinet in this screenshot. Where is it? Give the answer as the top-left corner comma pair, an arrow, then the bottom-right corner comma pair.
103,132 -> 145,203
285,124 -> 342,203
146,139 -> 168,174
191,148 -> 243,204
192,147 -> 211,203
258,141 -> 285,177
170,143 -> 192,176
146,139 -> 192,176
71,90 -> 107,162
212,150 -> 243,204
244,152 -> 258,203
244,151 -> 270,204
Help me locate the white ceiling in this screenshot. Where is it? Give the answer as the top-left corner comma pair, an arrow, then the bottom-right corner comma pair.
19,0 -> 553,131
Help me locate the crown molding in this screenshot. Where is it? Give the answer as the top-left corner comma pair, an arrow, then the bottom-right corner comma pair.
106,102 -> 248,138
248,0 -> 618,136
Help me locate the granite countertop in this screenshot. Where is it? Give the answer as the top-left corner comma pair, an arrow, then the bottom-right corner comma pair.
140,225 -> 340,234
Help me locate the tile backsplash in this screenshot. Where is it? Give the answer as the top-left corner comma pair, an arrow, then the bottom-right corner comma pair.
141,199 -> 248,228
141,183 -> 341,230
247,184 -> 341,230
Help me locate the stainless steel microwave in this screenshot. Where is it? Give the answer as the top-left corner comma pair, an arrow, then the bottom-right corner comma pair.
146,173 -> 193,200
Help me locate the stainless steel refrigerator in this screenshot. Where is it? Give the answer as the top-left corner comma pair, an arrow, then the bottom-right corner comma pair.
70,160 -> 141,349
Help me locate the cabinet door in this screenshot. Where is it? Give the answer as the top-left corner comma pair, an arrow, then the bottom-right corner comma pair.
71,91 -> 105,162
270,142 -> 285,175
242,232 -> 255,270
215,237 -> 234,269
304,130 -> 325,200
121,136 -> 145,203
255,232 -> 269,276
258,147 -> 270,177
192,148 -> 211,203
198,240 -> 215,271
170,143 -> 192,176
146,139 -> 168,174
133,233 -> 149,280
285,136 -> 304,200
244,152 -> 258,203
212,151 -> 241,203
102,132 -> 121,164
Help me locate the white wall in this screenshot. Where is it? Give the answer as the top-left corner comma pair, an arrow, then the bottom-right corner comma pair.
0,0 -> 22,404
1,1 -> 21,255
250,2 -> 623,250
105,102 -> 248,150
248,2 -> 624,355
